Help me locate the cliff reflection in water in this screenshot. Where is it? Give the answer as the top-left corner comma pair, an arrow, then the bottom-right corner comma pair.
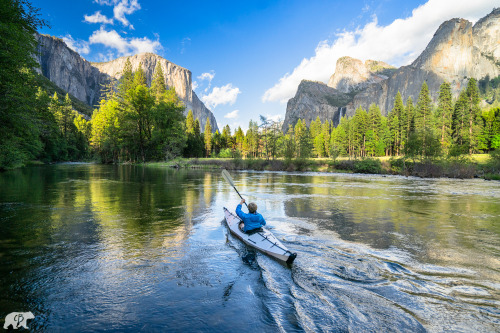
282,173 -> 500,270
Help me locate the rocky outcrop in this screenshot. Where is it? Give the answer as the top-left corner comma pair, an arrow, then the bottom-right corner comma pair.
285,7 -> 500,123
350,8 -> 500,117
35,34 -> 218,132
282,80 -> 351,131
35,35 -> 109,107
327,57 -> 395,93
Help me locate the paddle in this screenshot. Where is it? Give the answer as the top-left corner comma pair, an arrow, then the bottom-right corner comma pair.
221,169 -> 248,208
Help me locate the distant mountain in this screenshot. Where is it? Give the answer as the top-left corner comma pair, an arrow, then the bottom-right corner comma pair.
284,7 -> 500,128
35,34 -> 218,132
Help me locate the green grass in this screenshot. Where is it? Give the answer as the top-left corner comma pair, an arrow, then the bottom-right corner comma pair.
145,153 -> 500,181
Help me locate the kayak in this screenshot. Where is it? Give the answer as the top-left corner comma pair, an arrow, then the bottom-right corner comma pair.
223,207 -> 297,264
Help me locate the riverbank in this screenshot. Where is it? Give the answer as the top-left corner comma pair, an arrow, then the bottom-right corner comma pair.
149,154 -> 500,180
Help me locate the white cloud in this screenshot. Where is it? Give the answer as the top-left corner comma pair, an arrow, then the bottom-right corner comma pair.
197,71 -> 215,92
224,110 -> 239,119
192,81 -> 199,91
201,84 -> 241,109
92,0 -> 140,29
265,114 -> 282,123
262,0 -> 496,103
113,0 -> 140,29
62,35 -> 90,55
89,27 -> 162,55
84,11 -> 113,24
198,72 -> 215,82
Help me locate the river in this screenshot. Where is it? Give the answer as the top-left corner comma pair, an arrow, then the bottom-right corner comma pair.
0,164 -> 499,332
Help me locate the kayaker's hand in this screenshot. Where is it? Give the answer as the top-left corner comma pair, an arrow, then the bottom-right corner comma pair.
240,199 -> 245,205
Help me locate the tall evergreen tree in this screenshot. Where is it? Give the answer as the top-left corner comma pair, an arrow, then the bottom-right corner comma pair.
186,110 -> 195,134
151,63 -> 167,101
415,82 -> 433,133
435,81 -> 453,152
465,78 -> 482,153
204,117 -> 212,157
404,96 -> 415,144
414,82 -> 434,155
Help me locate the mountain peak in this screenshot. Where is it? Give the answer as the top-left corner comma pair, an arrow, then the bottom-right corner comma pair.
327,56 -> 395,94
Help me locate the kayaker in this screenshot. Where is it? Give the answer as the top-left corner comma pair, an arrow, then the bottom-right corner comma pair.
236,199 -> 266,233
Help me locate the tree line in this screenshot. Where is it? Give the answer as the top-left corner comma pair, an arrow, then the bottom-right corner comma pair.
195,79 -> 500,160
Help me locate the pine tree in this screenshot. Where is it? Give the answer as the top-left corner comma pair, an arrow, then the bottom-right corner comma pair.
204,117 -> 212,157
435,81 -> 453,152
452,90 -> 468,153
353,107 -> 368,157
235,126 -> 244,151
404,96 -> 414,144
151,63 -> 167,101
390,93 -> 404,154
118,58 -> 134,99
221,124 -> 231,150
321,120 -> 331,157
465,78 -> 482,153
414,82 -> 434,156
415,82 -> 433,133
186,110 -> 195,134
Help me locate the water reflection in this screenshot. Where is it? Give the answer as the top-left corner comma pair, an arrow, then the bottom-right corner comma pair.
1,166 -> 499,332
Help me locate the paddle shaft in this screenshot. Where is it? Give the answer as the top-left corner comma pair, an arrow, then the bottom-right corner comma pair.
222,169 -> 248,208
232,185 -> 248,208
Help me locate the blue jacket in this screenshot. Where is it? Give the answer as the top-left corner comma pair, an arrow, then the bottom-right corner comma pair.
236,204 -> 266,232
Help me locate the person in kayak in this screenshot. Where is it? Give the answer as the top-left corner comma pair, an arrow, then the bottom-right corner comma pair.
236,199 -> 266,233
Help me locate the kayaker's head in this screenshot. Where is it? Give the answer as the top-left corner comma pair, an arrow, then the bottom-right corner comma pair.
248,202 -> 257,214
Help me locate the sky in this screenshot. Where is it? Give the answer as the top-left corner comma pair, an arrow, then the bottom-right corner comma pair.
32,0 -> 497,132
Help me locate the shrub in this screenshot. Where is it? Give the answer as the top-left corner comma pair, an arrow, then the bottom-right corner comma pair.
353,158 -> 383,174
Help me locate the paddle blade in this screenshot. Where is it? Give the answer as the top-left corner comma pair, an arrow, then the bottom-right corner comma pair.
221,169 -> 235,187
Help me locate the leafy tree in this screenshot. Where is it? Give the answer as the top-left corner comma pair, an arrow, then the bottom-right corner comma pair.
151,87 -> 186,160
0,0 -> 47,169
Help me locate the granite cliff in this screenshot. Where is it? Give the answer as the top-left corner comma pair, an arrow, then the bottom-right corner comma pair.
284,8 -> 500,127
282,80 -> 351,131
35,34 -> 218,132
327,57 -> 396,94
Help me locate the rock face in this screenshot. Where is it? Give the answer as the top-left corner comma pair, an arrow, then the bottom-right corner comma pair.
35,35 -> 108,107
285,8 -> 500,124
35,34 -> 218,132
282,80 -> 351,131
327,57 -> 396,93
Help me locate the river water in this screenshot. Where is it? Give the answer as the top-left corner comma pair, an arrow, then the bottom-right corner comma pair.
0,164 -> 499,332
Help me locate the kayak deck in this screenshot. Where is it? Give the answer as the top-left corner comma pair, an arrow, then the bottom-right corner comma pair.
223,207 -> 297,264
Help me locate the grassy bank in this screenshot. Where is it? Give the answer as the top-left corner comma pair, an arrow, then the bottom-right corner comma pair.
150,153 -> 500,180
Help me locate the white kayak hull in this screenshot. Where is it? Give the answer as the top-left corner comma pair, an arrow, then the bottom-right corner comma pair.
223,207 -> 297,264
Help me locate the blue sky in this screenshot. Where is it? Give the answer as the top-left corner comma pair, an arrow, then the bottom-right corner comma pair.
33,0 -> 497,132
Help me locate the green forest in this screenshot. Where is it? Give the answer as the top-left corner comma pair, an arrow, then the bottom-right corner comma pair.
2,0 -> 500,172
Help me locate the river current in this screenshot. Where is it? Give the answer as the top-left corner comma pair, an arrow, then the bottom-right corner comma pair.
0,164 -> 499,332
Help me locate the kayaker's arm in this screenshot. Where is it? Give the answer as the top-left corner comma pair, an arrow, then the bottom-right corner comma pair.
260,215 -> 266,227
236,204 -> 248,219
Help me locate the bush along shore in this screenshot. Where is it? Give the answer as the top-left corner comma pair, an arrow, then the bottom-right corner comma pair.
152,152 -> 500,180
